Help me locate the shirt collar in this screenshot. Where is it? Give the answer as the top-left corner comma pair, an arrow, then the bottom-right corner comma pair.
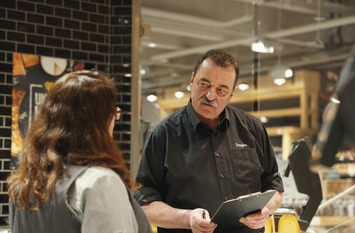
219,108 -> 230,131
186,99 -> 230,131
186,99 -> 201,130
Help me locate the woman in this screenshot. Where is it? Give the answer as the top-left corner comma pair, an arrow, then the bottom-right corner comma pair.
7,70 -> 152,233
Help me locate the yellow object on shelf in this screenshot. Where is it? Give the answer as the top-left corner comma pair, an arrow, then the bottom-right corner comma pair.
151,224 -> 157,233
278,215 -> 300,233
264,215 -> 275,233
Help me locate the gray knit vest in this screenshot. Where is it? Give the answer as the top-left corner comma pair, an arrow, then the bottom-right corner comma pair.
10,166 -> 152,233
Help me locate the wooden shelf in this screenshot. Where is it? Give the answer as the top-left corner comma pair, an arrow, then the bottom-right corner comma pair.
321,178 -> 355,200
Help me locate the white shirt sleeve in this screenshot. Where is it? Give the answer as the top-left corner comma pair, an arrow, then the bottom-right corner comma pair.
67,166 -> 138,233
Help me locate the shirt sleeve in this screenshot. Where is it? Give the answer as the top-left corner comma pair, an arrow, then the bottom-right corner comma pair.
134,126 -> 167,205
68,167 -> 139,233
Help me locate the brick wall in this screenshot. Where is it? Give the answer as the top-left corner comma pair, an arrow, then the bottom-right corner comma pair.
0,0 -> 133,224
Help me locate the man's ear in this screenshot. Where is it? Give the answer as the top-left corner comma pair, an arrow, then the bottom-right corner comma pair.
189,72 -> 195,91
231,86 -> 237,97
190,72 -> 195,84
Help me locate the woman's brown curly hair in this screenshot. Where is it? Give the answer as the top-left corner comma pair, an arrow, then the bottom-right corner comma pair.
7,70 -> 132,210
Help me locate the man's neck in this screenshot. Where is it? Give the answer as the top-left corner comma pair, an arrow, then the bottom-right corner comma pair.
200,116 -> 220,131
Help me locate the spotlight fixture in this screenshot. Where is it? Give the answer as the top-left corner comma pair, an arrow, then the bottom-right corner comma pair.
148,43 -> 157,48
330,97 -> 340,104
268,64 -> 293,86
274,78 -> 286,86
174,91 -> 185,99
146,94 -> 158,102
260,116 -> 268,123
237,83 -> 249,91
251,41 -> 274,54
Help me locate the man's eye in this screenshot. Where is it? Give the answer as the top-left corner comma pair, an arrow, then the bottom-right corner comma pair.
199,82 -> 209,88
217,88 -> 228,96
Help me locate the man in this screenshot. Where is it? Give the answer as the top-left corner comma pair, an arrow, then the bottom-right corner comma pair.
134,49 -> 284,233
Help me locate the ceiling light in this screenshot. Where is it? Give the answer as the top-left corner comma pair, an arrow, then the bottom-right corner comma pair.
251,41 -> 274,54
274,78 -> 286,86
140,69 -> 146,75
330,97 -> 340,104
148,43 -> 157,48
285,68 -> 293,78
238,83 -> 249,91
269,64 -> 293,80
260,116 -> 268,123
146,94 -> 157,102
174,91 -> 185,99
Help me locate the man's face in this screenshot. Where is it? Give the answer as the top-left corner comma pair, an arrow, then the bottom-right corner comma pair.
190,58 -> 237,122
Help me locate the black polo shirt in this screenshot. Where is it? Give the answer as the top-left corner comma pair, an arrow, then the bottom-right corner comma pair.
134,100 -> 284,233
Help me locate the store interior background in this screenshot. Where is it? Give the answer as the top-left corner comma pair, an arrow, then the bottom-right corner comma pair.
0,0 -> 353,232
139,0 -> 355,232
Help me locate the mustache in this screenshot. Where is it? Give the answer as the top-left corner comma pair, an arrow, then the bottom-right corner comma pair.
198,96 -> 218,108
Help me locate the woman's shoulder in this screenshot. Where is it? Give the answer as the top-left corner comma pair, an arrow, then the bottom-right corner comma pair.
83,166 -> 118,177
67,166 -> 135,229
75,166 -> 126,190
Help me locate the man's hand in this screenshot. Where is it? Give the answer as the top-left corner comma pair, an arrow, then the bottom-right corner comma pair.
240,190 -> 283,229
239,207 -> 271,229
190,208 -> 217,233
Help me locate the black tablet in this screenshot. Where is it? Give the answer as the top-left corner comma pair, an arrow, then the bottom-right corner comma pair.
211,190 -> 277,231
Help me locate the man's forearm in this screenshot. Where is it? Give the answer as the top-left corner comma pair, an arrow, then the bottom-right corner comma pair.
266,190 -> 283,213
141,201 -> 192,229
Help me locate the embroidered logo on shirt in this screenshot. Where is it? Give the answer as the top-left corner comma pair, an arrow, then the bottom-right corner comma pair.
236,143 -> 248,148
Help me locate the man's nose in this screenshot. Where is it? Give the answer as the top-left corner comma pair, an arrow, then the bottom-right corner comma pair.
206,87 -> 217,100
